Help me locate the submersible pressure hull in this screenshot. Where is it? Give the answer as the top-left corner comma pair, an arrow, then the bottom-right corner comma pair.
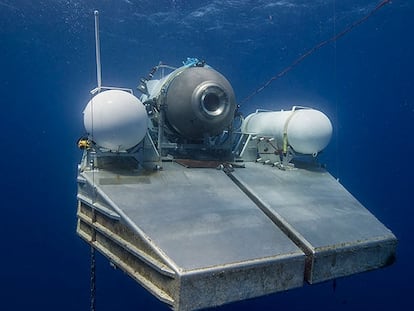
76,159 -> 396,311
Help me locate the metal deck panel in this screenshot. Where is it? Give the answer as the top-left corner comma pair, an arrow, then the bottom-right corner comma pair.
82,162 -> 304,272
230,162 -> 397,283
79,162 -> 308,309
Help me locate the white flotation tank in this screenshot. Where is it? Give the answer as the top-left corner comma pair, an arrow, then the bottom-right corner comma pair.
241,107 -> 332,155
83,90 -> 148,151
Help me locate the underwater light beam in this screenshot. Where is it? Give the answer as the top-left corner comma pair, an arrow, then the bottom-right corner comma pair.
240,0 -> 392,105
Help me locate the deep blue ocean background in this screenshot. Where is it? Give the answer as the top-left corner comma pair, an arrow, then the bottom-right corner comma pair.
1,0 -> 412,310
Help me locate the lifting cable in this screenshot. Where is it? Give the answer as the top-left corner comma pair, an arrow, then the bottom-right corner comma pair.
89,178 -> 97,311
240,0 -> 392,105
90,246 -> 96,311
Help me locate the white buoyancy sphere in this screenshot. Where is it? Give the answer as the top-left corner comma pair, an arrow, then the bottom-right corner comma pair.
242,108 -> 332,154
83,90 -> 148,151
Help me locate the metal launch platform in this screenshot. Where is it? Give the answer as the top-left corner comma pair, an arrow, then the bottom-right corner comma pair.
76,12 -> 396,309
76,159 -> 396,310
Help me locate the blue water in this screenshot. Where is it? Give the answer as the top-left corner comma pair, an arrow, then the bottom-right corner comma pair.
1,0 -> 412,310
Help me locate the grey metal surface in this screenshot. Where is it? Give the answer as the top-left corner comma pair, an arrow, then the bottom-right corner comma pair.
78,161 -> 308,310
82,162 -> 303,271
77,159 -> 397,309
164,67 -> 236,139
230,162 -> 397,283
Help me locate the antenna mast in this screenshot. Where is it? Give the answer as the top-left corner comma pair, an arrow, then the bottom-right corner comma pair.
94,10 -> 102,91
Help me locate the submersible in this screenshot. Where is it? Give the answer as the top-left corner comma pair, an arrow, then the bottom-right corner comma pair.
75,11 -> 397,311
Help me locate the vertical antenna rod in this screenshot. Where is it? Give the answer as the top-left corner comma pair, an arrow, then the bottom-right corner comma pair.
94,10 -> 102,90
